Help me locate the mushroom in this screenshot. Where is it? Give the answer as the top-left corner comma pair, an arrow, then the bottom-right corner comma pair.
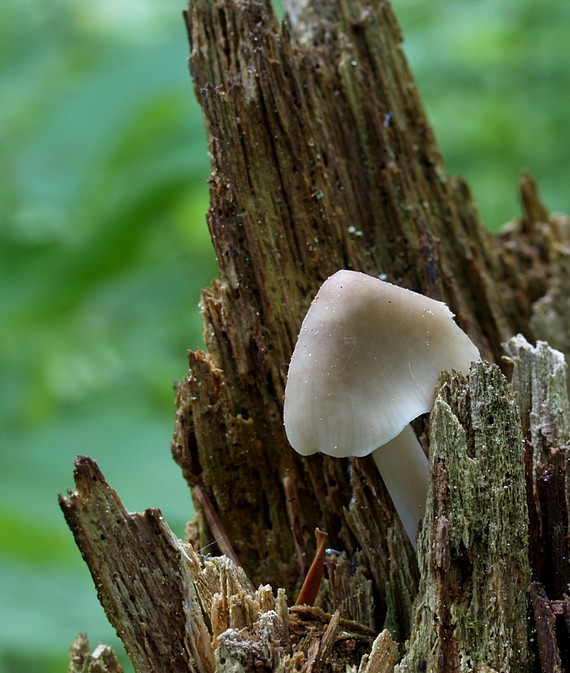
283,270 -> 480,547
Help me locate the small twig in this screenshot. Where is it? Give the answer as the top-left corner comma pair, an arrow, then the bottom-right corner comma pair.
193,482 -> 241,567
295,528 -> 329,606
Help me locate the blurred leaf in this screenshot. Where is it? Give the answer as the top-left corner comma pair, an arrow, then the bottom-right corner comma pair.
1,2 -> 211,670
0,558 -> 130,673
396,0 -> 570,230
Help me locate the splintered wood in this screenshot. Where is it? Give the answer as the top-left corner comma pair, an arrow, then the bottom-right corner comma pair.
68,633 -> 124,673
62,339 -> 570,672
60,457 -> 380,673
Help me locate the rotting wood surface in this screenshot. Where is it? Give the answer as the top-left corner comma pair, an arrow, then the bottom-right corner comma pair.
61,0 -> 570,670
173,0 -> 570,602
61,338 -> 570,672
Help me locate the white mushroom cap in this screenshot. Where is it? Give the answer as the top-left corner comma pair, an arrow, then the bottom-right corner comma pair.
284,270 -> 480,458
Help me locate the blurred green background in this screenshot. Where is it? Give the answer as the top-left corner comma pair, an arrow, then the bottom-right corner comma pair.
1,0 -> 568,671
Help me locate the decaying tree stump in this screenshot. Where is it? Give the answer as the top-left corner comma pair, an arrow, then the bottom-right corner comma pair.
60,0 -> 570,670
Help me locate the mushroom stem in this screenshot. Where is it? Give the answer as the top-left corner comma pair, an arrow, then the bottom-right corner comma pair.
371,424 -> 428,548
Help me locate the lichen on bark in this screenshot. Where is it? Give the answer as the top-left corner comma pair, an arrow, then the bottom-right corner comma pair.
398,361 -> 531,672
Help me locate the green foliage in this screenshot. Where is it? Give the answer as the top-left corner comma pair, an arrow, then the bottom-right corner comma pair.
0,1 -> 214,671
397,0 -> 570,230
0,1 -> 568,671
